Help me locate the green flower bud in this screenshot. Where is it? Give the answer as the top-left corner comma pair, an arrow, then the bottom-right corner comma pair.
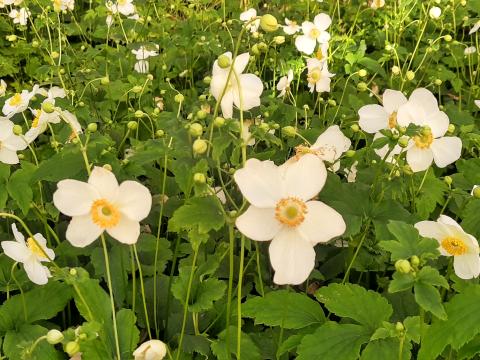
214,116 -> 225,127
193,173 -> 206,184
406,71 -> 415,81
358,69 -> 367,77
444,176 -> 453,186
189,123 -> 203,137
398,136 -> 409,148
196,110 -> 207,120
444,34 -> 452,42
395,259 -> 412,274
328,99 -> 337,107
395,322 -> 404,332
156,129 -> 165,138
217,54 -> 231,69
42,101 -> 56,114
274,36 -> 285,44
132,85 -> 143,93
260,14 -> 278,32
69,268 -> 77,276
174,93 -> 184,103
434,79 -> 442,86
87,123 -> 98,133
357,82 -> 368,92
203,76 -> 212,85
447,124 -> 455,134
12,125 -> 23,135
410,255 -> 420,267
100,76 -> 110,85
282,126 -> 296,137
127,121 -> 138,130
473,187 -> 480,199
350,124 -> 360,133
251,44 -> 261,56
46,330 -> 64,345
134,110 -> 144,119
65,341 -> 80,356
192,139 -> 208,154
345,150 -> 356,158
259,123 -> 270,132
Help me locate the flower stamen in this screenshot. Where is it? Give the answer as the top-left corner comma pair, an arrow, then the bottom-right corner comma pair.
441,236 -> 468,256
275,197 -> 307,227
91,199 -> 120,228
9,93 -> 22,106
27,237 -> 47,258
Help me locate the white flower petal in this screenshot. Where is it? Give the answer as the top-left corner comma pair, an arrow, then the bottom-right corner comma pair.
281,153 -> 327,201
107,216 -> 140,244
406,147 -> 433,172
234,158 -> 283,207
409,88 -> 439,120
415,220 -> 452,241
66,215 -> 103,247
234,74 -> 263,111
117,181 -> 152,221
88,166 -> 119,200
24,260 -> 50,285
430,137 -> 462,168
233,53 -> 250,74
295,35 -> 316,55
235,206 -> 280,241
314,13 -> 331,31
54,179 -> 97,217
311,125 -> 351,162
0,148 -> 20,165
1,241 -> 29,263
269,229 -> 316,285
358,104 -> 389,133
298,201 -> 346,245
454,254 -> 480,279
425,111 -> 449,138
382,89 -> 408,114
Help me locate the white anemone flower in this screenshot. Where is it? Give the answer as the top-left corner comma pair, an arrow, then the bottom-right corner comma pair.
415,215 -> 480,279
53,0 -> 74,11
132,45 -> 159,60
37,86 -> 66,100
370,0 -> 385,9
234,154 -> 346,285
277,69 -> 293,97
133,340 -> 167,360
470,20 -> 480,35
210,52 -> 263,119
429,6 -> 442,19
116,0 -> 134,16
24,108 -> 61,143
1,224 -> 54,285
0,80 -> 6,97
9,7 -> 30,25
283,18 -> 300,35
240,8 -> 259,33
2,85 -> 38,116
295,13 -> 331,55
306,58 -> 334,93
61,110 -> 83,137
53,166 -> 152,247
397,88 -> 462,172
134,60 -> 149,73
465,46 -> 477,55
0,120 -> 27,164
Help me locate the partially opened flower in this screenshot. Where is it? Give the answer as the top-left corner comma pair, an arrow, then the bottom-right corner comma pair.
295,13 -> 331,55
53,166 -> 152,247
2,85 -> 38,117
0,120 -> 27,164
240,8 -> 259,33
283,18 -> 300,35
306,58 -> 334,93
277,69 -> 293,97
397,88 -> 462,172
370,0 -> 385,9
9,7 -> 30,26
464,46 -> 477,55
234,154 -> 346,285
62,110 -> 83,136
1,224 -> 54,285
133,340 -> 167,360
0,79 -> 6,97
415,215 -> 480,279
210,52 -> 263,119
470,20 -> 480,35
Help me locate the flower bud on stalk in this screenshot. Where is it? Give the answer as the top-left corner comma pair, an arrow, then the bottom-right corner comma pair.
46,330 -> 64,345
217,54 -> 231,69
193,139 -> 208,154
395,259 -> 412,274
260,14 -> 278,32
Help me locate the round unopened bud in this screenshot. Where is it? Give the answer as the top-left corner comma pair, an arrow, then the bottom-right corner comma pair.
174,93 -> 184,103
434,79 -> 442,86
406,71 -> 415,81
134,110 -> 143,119
196,109 -> 207,120
193,139 -> 208,154
429,6 -> 442,19
251,44 -> 261,56
214,116 -> 225,127
128,121 -> 138,130
421,126 -> 432,136
40,100 -> 55,113
65,342 -> 80,357
395,322 -> 404,332
357,82 -> 368,92
345,150 -> 356,158
274,36 -> 285,44
87,123 -> 98,133
395,259 -> 412,274
447,124 -> 455,134
103,164 -> 112,171
473,187 -> 480,199
410,255 -> 420,267
189,123 -> 203,137
69,268 -> 77,276
193,173 -> 206,184
46,330 -> 64,345
132,85 -> 143,93
260,14 -> 278,32
217,54 -> 231,69
12,125 -> 23,135
350,124 -> 360,133
51,51 -> 60,59
259,123 -> 270,132
444,34 -> 452,42
328,99 -> 337,107
358,69 -> 367,77
282,126 -> 296,137
398,136 -> 409,148
32,40 -> 39,47
154,129 -> 164,138
100,76 -> 110,85
391,66 -> 401,75
6,34 -> 17,42
444,176 -> 453,185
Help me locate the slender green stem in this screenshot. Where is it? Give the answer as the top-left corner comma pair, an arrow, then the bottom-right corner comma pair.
132,244 -> 152,339
236,235 -> 245,359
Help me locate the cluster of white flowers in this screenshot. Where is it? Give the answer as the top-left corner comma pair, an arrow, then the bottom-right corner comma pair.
358,88 -> 461,172
132,45 -> 159,74
8,6 -> 30,26
105,0 -> 139,27
52,0 -> 75,12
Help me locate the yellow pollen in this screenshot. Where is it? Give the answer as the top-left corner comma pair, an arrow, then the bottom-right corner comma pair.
9,93 -> 22,106
27,237 -> 47,258
307,68 -> 321,84
316,48 -> 325,61
32,110 -> 41,128
413,132 -> 433,149
309,28 -> 320,38
441,236 -> 468,256
90,199 -> 120,228
275,197 -> 307,227
388,112 -> 397,129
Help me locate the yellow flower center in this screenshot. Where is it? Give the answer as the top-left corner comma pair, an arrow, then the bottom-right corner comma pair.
413,127 -> 433,149
307,68 -> 321,84
90,199 -> 120,228
309,28 -> 320,38
316,48 -> 325,61
32,110 -> 41,128
118,0 -> 127,5
388,112 -> 397,129
275,197 -> 307,227
9,93 -> 22,106
441,236 -> 468,256
27,237 -> 47,258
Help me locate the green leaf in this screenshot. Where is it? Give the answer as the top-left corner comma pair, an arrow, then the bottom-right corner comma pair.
462,199 -> 480,239
32,149 -> 84,182
0,281 -> 72,332
361,338 -> 411,360
297,322 -> 371,360
379,221 -> 439,261
418,285 -> 480,360
243,290 -> 325,329
116,309 -> 140,360
315,283 -> 392,329
7,162 -> 36,214
211,326 -> 261,360
414,170 -> 447,218
417,266 -> 449,289
414,282 -> 447,320
389,272 -> 416,293
169,196 -> 225,234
